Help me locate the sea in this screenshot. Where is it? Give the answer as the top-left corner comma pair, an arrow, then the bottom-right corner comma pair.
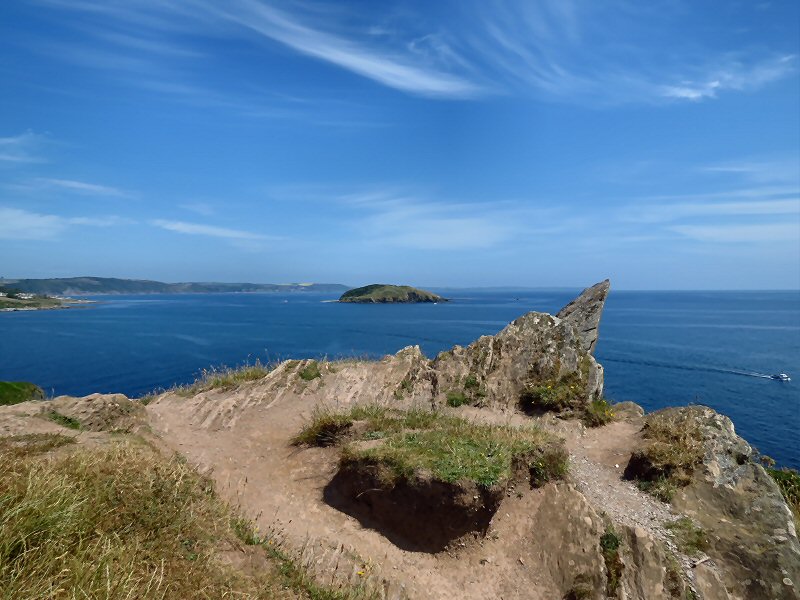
1,289 -> 798,468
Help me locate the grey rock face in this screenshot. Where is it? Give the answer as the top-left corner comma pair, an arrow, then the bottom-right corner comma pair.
428,280 -> 611,411
556,279 -> 610,355
666,406 -> 800,600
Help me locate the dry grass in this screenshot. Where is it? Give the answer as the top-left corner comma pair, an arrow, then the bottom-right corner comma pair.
0,437 -> 373,600
628,410 -> 705,501
139,360 -> 276,402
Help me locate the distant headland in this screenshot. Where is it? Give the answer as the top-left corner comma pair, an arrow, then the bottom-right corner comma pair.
339,284 -> 447,303
0,277 -> 348,296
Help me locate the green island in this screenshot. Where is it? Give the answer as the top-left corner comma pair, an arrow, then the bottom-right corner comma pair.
339,284 -> 446,304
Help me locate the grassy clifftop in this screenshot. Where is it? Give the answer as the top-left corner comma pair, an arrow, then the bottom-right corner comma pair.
0,381 -> 45,406
339,284 -> 446,304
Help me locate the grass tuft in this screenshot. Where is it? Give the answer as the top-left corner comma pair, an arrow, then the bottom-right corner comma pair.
172,359 -> 275,397
299,361 -> 322,382
446,390 -> 469,407
665,517 -> 709,557
600,526 -> 623,595
44,410 -> 82,430
768,467 -> 800,528
292,406 -> 353,447
583,398 -> 615,427
627,410 -> 705,501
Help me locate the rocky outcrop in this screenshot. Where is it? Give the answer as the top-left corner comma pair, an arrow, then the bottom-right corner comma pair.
627,406 -> 800,600
429,281 -> 609,412
557,279 -> 610,354
45,393 -> 146,433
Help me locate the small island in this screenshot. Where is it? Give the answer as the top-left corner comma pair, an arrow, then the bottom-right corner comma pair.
339,284 -> 447,304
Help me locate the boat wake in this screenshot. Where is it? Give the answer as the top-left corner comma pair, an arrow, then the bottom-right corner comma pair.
602,356 -> 782,380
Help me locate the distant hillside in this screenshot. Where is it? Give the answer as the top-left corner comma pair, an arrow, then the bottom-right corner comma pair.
339,284 -> 446,303
0,277 -> 348,296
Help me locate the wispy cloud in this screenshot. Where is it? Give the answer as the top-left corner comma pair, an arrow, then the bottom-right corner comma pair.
660,55 -> 796,101
34,178 -> 132,198
0,131 -> 47,164
151,219 -> 273,241
671,223 -> 799,243
32,0 -> 796,105
0,207 -> 129,240
209,2 -> 481,98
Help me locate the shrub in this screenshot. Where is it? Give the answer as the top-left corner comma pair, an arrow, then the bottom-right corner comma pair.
446,390 -> 469,407
625,410 -> 704,501
520,370 -> 586,413
299,361 -> 322,381
583,398 -> 615,427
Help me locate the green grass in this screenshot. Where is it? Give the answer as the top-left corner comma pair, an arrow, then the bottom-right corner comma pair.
665,517 -> 709,557
583,398 -> 615,427
599,526 -> 623,595
768,467 -> 800,528
0,381 -> 45,406
44,410 -> 82,430
446,390 -> 469,407
0,438 -> 376,600
520,368 -> 587,412
295,405 -> 568,488
299,361 -> 322,381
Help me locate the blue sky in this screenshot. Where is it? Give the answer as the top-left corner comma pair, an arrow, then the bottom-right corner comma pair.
1,0 -> 798,289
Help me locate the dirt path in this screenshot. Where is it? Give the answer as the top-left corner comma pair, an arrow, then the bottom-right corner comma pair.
145,365 -> 702,599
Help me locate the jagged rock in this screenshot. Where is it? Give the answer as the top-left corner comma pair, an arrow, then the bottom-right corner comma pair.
556,279 -> 610,355
430,282 -> 609,412
634,406 -> 800,600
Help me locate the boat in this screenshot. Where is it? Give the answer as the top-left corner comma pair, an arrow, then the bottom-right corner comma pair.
770,373 -> 791,381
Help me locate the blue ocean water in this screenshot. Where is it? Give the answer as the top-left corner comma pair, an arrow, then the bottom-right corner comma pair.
1,290 -> 798,467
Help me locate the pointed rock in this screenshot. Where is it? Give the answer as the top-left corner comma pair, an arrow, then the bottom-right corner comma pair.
556,279 -> 610,354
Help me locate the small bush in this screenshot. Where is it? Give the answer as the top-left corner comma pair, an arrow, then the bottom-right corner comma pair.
626,410 -> 704,501
520,371 -> 586,413
464,375 -> 479,390
600,526 -> 623,595
299,361 -> 322,381
583,398 -> 615,427
45,410 -> 82,430
231,516 -> 261,546
446,390 -> 469,407
665,517 -> 709,556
